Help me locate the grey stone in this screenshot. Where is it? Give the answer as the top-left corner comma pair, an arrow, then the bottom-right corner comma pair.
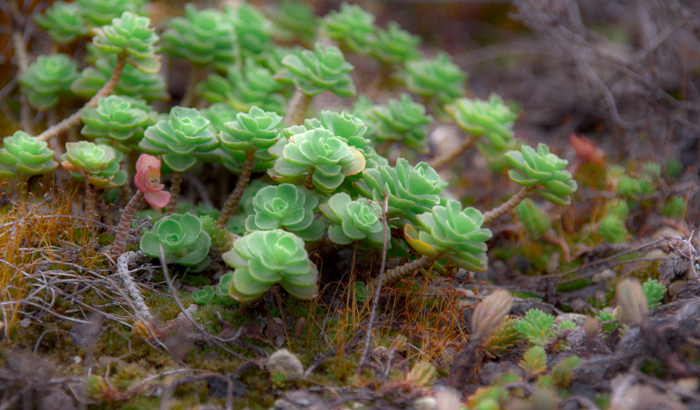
413,397 -> 436,410
592,269 -> 617,284
267,349 -> 304,381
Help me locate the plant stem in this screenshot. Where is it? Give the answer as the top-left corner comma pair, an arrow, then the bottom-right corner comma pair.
16,173 -> 27,203
284,89 -> 312,126
36,57 -> 125,142
367,254 -> 438,292
366,63 -> 389,100
85,182 -> 97,222
111,190 -> 145,257
11,32 -> 33,135
302,168 -> 315,190
217,148 -> 256,227
166,171 -> 183,215
429,135 -> 474,170
118,149 -> 134,203
482,185 -> 536,225
179,66 -> 199,107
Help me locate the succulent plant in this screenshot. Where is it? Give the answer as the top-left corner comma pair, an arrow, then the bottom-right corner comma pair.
61,141 -> 126,189
551,355 -> 581,388
519,346 -> 547,377
515,199 -> 551,239
201,103 -> 239,133
140,213 -> 212,272
483,318 -> 522,359
320,193 -> 385,248
161,4 -> 237,69
223,229 -> 318,302
599,215 -> 627,244
245,183 -> 324,241
505,143 -> 578,206
354,282 -> 369,303
0,131 -> 59,180
268,128 -> 365,193
404,52 -> 467,105
268,0 -> 317,44
662,196 -> 686,219
605,199 -> 630,220
404,200 -> 492,271
275,43 -> 356,98
192,286 -> 215,305
34,1 -> 89,44
371,21 -> 421,64
367,94 -> 432,154
92,11 -> 160,74
76,0 -> 144,27
72,55 -> 169,102
321,2 -> 376,55
514,309 -> 555,347
355,158 -> 447,218
80,95 -> 152,152
405,361 -> 437,388
287,110 -> 370,150
19,54 -> 79,111
133,154 -> 170,208
225,3 -> 272,58
139,107 -> 219,172
449,94 -> 518,161
216,273 -> 235,299
642,279 -> 666,309
198,59 -> 286,114
200,215 -> 235,253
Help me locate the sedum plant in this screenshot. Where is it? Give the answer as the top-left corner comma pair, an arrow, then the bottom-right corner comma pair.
76,0 -> 144,27
198,59 -> 286,114
0,131 -> 58,201
321,2 -> 376,55
245,183 -> 324,241
355,158 -> 447,220
192,286 -> 216,305
139,106 -> 219,213
446,94 -> 519,167
268,127 -> 365,194
404,52 -> 467,106
320,192 -> 385,248
226,3 -> 273,58
275,43 -> 356,125
201,103 -> 239,133
223,229 -> 318,302
642,279 -> 666,310
112,154 -> 170,256
371,21 -> 421,65
514,309 -> 556,347
515,199 -> 552,239
217,106 -> 284,226
80,95 -> 153,152
200,215 -> 235,253
92,11 -> 161,74
599,215 -> 627,244
367,93 -> 432,154
19,54 -> 79,111
269,0 -> 317,45
140,213 -> 212,272
61,141 -> 126,217
161,4 -> 237,70
34,1 -> 89,44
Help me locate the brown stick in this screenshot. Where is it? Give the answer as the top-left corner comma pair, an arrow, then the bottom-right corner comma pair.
11,32 -> 33,134
482,185 -> 536,225
166,171 -> 183,215
367,254 -> 438,292
37,57 -> 126,142
179,66 -> 199,108
217,148 -> 256,227
284,90 -> 312,126
111,190 -> 145,257
302,168 -> 315,191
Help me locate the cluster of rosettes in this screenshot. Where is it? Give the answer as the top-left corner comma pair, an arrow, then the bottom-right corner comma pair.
19,54 -> 79,111
320,193 -> 385,249
219,106 -> 283,173
80,95 -> 153,152
405,52 -> 467,106
0,132 -> 58,180
366,94 -> 432,154
226,3 -> 273,58
93,11 -> 160,73
275,44 -> 356,98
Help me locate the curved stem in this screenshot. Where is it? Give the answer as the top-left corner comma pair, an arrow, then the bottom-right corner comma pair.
111,190 -> 145,257
85,182 -> 97,223
12,32 -> 33,134
302,168 -> 315,191
179,66 -> 199,107
543,231 -> 572,263
482,185 -> 536,225
36,56 -> 125,142
429,136 -> 474,170
367,254 -> 438,292
217,148 -> 256,227
284,90 -> 312,126
166,171 -> 183,215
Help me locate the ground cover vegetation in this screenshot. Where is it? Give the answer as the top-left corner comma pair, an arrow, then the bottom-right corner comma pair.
1,0 -> 700,409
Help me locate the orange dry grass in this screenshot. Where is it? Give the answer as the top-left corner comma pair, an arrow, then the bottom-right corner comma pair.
0,184 -> 107,333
